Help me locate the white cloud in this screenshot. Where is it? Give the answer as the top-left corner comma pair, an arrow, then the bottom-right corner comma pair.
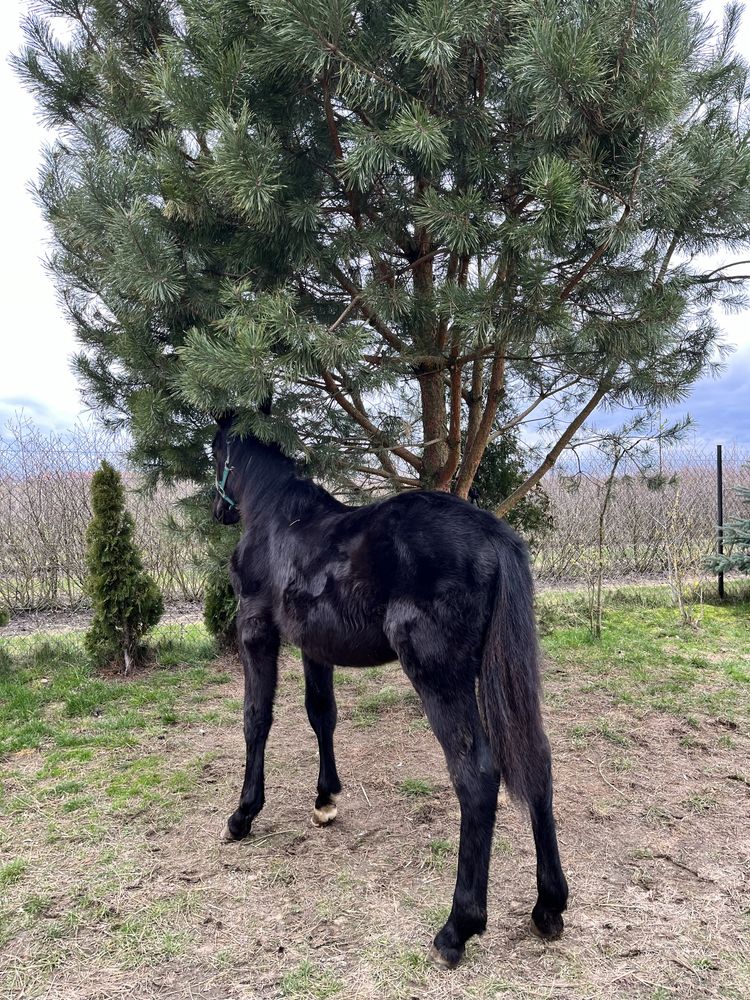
0,0 -> 748,434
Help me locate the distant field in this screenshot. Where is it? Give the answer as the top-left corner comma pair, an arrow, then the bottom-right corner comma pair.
1,588 -> 749,999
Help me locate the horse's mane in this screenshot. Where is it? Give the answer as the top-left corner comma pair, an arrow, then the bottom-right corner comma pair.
231,435 -> 342,519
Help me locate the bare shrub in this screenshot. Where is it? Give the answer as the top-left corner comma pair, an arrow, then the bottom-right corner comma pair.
0,417 -> 202,613
532,441 -> 749,586
1,416 -> 747,615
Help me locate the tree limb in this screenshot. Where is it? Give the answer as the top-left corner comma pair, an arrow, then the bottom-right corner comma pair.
495,374 -> 616,516
455,347 -> 506,497
320,370 -> 422,471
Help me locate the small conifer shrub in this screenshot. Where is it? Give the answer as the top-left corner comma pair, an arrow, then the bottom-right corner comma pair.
84,461 -> 163,672
707,483 -> 750,577
203,567 -> 238,651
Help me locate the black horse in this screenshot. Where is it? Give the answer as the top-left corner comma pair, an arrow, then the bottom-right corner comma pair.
211,415 -> 568,968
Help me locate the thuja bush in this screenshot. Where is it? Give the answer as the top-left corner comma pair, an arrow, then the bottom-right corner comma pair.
203,567 -> 238,651
84,461 -> 163,672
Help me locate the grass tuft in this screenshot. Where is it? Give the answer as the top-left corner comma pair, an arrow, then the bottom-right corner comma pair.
0,859 -> 28,889
352,686 -> 401,727
280,960 -> 342,999
398,777 -> 433,798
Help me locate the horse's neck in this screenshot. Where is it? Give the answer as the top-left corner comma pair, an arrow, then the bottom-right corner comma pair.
232,438 -> 303,520
236,440 -> 341,526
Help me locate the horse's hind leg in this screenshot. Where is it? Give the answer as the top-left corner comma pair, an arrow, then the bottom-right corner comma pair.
222,607 -> 279,841
303,655 -> 342,827
528,744 -> 568,940
395,647 -> 499,968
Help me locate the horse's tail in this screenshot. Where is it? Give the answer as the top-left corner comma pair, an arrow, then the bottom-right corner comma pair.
477,534 -> 548,805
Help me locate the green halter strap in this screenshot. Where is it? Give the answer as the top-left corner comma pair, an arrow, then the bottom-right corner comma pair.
215,446 -> 237,509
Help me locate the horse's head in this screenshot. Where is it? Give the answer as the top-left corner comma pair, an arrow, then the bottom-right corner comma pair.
211,413 -> 241,525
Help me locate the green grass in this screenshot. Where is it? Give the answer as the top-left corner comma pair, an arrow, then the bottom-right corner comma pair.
0,626 -> 229,848
280,960 -> 342,999
0,626 -> 224,756
427,838 -> 454,870
0,859 -> 28,889
352,686 -> 402,727
398,777 -> 434,798
539,588 -> 750,726
109,893 -> 199,968
1,587 -> 749,999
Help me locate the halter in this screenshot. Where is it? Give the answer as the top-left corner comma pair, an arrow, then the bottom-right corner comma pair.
215,447 -> 237,509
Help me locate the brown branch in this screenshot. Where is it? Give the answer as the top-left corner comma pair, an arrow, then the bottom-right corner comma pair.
353,466 -> 421,487
320,370 -> 422,472
328,296 -> 361,333
700,258 -> 750,280
615,0 -> 638,77
347,382 -> 398,478
560,134 -> 644,302
435,359 -> 463,490
322,78 -> 344,160
393,248 -> 444,277
455,348 -> 506,497
464,356 -> 484,452
322,76 -> 363,232
655,234 -> 680,286
559,239 -> 614,301
495,375 -> 615,517
327,264 -> 405,351
489,378 -> 581,440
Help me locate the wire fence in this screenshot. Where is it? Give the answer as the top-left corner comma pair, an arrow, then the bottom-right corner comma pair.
0,418 -> 202,615
1,417 -> 747,649
533,441 -> 749,584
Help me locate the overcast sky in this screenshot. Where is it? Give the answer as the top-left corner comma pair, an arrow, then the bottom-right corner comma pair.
1,0 -> 748,445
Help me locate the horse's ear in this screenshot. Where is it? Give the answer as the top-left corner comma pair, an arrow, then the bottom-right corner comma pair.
215,410 -> 236,430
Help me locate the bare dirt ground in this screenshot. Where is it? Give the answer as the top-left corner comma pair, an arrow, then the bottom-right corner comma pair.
0,602 -> 205,637
2,650 -> 750,1000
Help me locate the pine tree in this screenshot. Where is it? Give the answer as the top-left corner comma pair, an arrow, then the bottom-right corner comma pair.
707,482 -> 750,576
14,1 -> 750,502
85,462 -> 163,672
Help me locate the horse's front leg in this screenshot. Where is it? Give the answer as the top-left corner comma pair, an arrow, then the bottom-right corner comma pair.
302,655 -> 342,827
222,609 -> 279,841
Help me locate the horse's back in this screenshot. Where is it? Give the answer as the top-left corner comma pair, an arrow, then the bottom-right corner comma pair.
364,489 -> 522,591
247,486 -> 526,669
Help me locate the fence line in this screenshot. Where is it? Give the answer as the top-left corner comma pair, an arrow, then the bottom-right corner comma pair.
1,418 -> 747,625
533,442 -> 749,584
0,419 -> 202,613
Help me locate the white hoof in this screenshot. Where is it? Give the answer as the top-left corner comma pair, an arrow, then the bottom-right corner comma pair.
220,823 -> 238,842
311,801 -> 338,827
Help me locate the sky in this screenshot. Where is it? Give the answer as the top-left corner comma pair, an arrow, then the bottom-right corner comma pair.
1,1 -> 749,445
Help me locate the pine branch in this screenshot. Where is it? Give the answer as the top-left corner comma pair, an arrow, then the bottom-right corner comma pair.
320,370 -> 421,472
435,356 -> 463,490
327,263 -> 405,351
455,347 -> 506,497
353,465 -> 420,487
495,372 -> 617,517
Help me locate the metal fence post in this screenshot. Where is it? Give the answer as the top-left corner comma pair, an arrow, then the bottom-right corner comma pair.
717,444 -> 725,599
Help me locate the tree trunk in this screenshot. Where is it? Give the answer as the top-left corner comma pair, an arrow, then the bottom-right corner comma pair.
418,365 -> 449,487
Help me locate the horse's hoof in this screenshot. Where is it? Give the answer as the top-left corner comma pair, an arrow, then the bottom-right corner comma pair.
220,823 -> 239,842
530,911 -> 565,941
311,801 -> 337,827
428,943 -> 462,970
